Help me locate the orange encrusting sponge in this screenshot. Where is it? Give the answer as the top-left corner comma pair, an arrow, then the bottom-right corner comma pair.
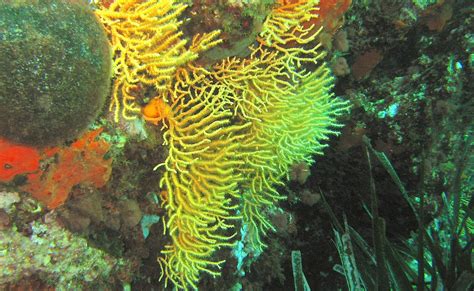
278,0 -> 352,32
0,139 -> 41,182
313,0 -> 352,32
0,129 -> 112,209
22,128 -> 112,209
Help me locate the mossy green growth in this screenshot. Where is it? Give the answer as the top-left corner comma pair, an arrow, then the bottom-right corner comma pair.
0,0 -> 112,146
412,0 -> 438,10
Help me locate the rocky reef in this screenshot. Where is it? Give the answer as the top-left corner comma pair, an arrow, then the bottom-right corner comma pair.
0,0 -> 472,290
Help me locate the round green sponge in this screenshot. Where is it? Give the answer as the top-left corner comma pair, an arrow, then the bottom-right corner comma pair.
0,0 -> 112,146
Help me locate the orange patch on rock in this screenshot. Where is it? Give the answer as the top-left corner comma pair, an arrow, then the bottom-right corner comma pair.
351,49 -> 384,81
19,128 -> 113,209
0,139 -> 41,182
100,0 -> 114,8
312,0 -> 352,32
423,3 -> 453,32
276,0 -> 351,33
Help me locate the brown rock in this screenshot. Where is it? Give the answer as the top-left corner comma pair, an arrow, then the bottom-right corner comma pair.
69,192 -> 104,223
106,212 -> 121,231
333,30 -> 349,52
290,162 -> 311,185
59,209 -> 91,233
0,210 -> 11,230
332,57 -> 351,77
119,199 -> 142,229
351,49 -> 383,81
300,189 -> 321,207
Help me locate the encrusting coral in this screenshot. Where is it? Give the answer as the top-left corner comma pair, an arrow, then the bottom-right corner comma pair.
96,0 -> 350,289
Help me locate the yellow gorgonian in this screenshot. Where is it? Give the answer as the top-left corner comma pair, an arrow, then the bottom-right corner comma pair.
259,0 -> 320,47
95,0 -> 221,121
146,88 -> 250,289
98,0 -> 350,289
149,40 -> 349,287
201,43 -> 349,250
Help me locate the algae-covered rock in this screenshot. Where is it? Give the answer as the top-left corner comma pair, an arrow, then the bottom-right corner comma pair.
0,0 -> 111,146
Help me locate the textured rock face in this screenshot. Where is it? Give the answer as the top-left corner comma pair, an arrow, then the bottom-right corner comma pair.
0,0 -> 111,146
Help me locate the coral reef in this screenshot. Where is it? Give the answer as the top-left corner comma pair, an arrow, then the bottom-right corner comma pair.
95,0 -> 349,289
0,0 -> 365,289
0,0 -> 111,146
